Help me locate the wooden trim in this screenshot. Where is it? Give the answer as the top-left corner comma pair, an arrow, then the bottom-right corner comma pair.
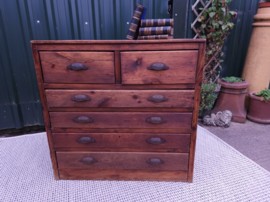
59,169 -> 188,181
31,39 -> 206,44
187,42 -> 206,182
31,45 -> 60,179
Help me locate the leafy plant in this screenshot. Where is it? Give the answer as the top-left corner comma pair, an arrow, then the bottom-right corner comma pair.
256,89 -> 270,101
221,76 -> 243,83
196,0 -> 237,83
199,83 -> 218,117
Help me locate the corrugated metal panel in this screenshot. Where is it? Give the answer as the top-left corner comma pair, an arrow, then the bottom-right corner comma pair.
0,0 -> 170,130
221,0 -> 259,77
172,0 -> 191,38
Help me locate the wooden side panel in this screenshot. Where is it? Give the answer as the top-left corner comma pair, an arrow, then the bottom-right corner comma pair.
57,151 -> 189,171
187,42 -> 206,182
50,112 -> 192,130
40,51 -> 115,83
45,89 -> 195,109
53,133 -> 191,153
31,45 -> 60,179
121,51 -> 198,84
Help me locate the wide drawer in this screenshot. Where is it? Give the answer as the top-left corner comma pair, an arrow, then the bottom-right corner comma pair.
53,133 -> 190,152
40,51 -> 115,83
45,89 -> 194,109
50,112 -> 192,130
121,51 -> 198,84
57,151 -> 189,171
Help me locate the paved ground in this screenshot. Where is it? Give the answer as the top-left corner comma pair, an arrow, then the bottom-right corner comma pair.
202,120 -> 270,172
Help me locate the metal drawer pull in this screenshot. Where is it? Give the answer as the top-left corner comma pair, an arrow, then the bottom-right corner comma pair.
147,62 -> 169,71
147,94 -> 168,103
71,94 -> 91,102
67,62 -> 88,71
146,116 -> 165,124
73,116 -> 94,123
77,136 -> 96,144
146,137 -> 166,145
147,158 -> 164,165
80,156 -> 97,165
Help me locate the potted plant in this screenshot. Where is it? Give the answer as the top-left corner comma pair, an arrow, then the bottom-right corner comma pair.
247,89 -> 270,124
212,76 -> 249,123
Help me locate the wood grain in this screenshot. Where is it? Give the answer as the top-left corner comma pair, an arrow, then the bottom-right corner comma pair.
45,89 -> 194,109
31,39 -> 206,182
50,112 -> 192,130
121,51 -> 198,84
53,133 -> 191,152
57,151 -> 189,171
40,51 -> 115,83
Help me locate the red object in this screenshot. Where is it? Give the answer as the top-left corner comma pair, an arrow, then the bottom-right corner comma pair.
247,93 -> 270,124
212,79 -> 249,123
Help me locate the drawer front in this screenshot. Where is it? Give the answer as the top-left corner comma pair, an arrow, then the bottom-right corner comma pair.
53,133 -> 190,152
121,51 -> 198,84
50,112 -> 192,130
46,89 -> 194,109
57,151 -> 189,171
40,51 -> 115,83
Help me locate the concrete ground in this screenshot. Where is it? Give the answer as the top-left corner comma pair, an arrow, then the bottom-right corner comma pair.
202,120 -> 270,172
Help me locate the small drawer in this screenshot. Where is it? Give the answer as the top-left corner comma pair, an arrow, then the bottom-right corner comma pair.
50,112 -> 192,131
121,51 -> 198,84
40,51 -> 115,83
45,89 -> 194,109
53,133 -> 191,152
57,151 -> 189,171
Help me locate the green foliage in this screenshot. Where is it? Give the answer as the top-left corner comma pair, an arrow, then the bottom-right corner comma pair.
199,83 -> 218,117
222,76 -> 243,83
196,0 -> 237,83
256,89 -> 270,101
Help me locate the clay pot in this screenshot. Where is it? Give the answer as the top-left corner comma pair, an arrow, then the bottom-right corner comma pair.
242,2 -> 270,92
247,93 -> 270,124
212,79 -> 249,123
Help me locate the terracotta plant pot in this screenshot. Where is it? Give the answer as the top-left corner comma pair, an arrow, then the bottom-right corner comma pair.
247,93 -> 270,124
242,2 -> 270,92
212,79 -> 249,123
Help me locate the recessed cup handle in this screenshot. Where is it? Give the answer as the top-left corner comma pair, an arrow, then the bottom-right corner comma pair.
146,137 -> 166,145
67,63 -> 88,71
77,136 -> 96,144
147,95 -> 168,103
146,116 -> 165,124
71,94 -> 91,102
147,62 -> 169,71
80,156 -> 97,165
147,158 -> 164,165
73,116 -> 94,123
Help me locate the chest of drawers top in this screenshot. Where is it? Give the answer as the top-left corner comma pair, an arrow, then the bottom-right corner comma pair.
32,39 -> 205,182
32,39 -> 205,86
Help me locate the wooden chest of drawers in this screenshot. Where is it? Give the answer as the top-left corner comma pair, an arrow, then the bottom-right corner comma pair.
32,39 -> 205,182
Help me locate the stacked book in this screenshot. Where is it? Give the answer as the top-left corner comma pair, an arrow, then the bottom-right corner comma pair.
126,4 -> 144,40
126,4 -> 174,40
137,18 -> 174,40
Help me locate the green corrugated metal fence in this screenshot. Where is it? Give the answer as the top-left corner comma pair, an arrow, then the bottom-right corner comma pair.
0,0 -> 260,130
0,0 -> 171,130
